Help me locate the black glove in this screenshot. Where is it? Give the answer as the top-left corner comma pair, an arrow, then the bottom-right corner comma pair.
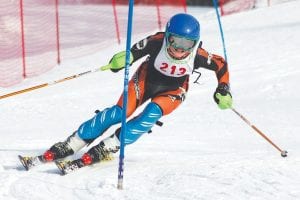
213,83 -> 232,109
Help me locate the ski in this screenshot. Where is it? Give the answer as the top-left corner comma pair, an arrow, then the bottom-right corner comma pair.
19,154 -> 85,175
19,145 -> 116,174
55,154 -> 115,175
55,159 -> 85,175
18,155 -> 45,171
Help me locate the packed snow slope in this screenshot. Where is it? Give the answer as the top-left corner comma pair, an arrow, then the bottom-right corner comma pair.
1,1 -> 300,200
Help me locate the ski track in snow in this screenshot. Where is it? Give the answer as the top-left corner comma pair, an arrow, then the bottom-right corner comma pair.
1,1 -> 300,199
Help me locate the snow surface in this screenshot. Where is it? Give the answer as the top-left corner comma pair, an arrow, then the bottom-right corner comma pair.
1,1 -> 300,199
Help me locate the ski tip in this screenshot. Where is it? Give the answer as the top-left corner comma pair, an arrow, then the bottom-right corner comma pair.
18,155 -> 29,171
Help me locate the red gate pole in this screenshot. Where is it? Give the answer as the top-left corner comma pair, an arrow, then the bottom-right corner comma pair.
112,0 -> 121,44
55,0 -> 61,64
19,0 -> 26,78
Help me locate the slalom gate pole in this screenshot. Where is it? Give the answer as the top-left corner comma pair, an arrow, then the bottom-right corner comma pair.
117,0 -> 134,190
231,107 -> 288,157
212,0 -> 228,62
0,67 -> 104,100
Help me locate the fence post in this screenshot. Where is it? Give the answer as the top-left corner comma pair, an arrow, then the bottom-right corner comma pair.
112,0 -> 121,44
55,0 -> 61,64
155,0 -> 162,31
19,0 -> 26,78
219,0 -> 225,16
182,0 -> 187,13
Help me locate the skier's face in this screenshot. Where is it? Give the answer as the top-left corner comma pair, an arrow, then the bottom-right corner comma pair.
168,35 -> 196,51
166,34 -> 196,59
167,45 -> 191,60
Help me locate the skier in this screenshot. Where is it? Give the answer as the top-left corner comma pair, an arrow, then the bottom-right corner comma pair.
19,13 -> 232,174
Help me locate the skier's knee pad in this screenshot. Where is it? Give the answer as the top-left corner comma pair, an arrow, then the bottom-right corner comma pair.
125,102 -> 162,145
78,105 -> 122,140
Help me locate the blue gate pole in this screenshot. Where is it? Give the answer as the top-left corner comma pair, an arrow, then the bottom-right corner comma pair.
117,0 -> 135,190
212,0 -> 228,62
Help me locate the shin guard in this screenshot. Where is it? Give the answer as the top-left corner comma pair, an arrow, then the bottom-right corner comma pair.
78,105 -> 122,140
125,102 -> 162,145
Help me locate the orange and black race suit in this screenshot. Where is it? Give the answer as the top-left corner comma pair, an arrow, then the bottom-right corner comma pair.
117,32 -> 229,117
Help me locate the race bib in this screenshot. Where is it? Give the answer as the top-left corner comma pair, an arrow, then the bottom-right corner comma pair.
154,40 -> 195,78
156,62 -> 190,77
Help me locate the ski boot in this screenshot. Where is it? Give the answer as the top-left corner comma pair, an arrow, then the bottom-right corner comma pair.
19,131 -> 86,170
56,134 -> 120,175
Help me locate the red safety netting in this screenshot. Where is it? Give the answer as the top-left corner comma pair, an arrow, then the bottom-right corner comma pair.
0,1 -> 23,87
0,0 -> 58,87
22,0 -> 58,77
220,0 -> 256,16
0,0 -> 186,87
59,0 -> 186,59
58,4 -> 119,59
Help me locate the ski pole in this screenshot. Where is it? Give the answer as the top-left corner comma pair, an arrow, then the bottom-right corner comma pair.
231,107 -> 288,157
0,64 -> 112,100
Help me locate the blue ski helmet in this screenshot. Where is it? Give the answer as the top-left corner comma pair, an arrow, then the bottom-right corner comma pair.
165,13 -> 200,43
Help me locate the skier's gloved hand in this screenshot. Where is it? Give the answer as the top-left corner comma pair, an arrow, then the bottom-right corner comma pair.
214,83 -> 232,110
100,51 -> 134,73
